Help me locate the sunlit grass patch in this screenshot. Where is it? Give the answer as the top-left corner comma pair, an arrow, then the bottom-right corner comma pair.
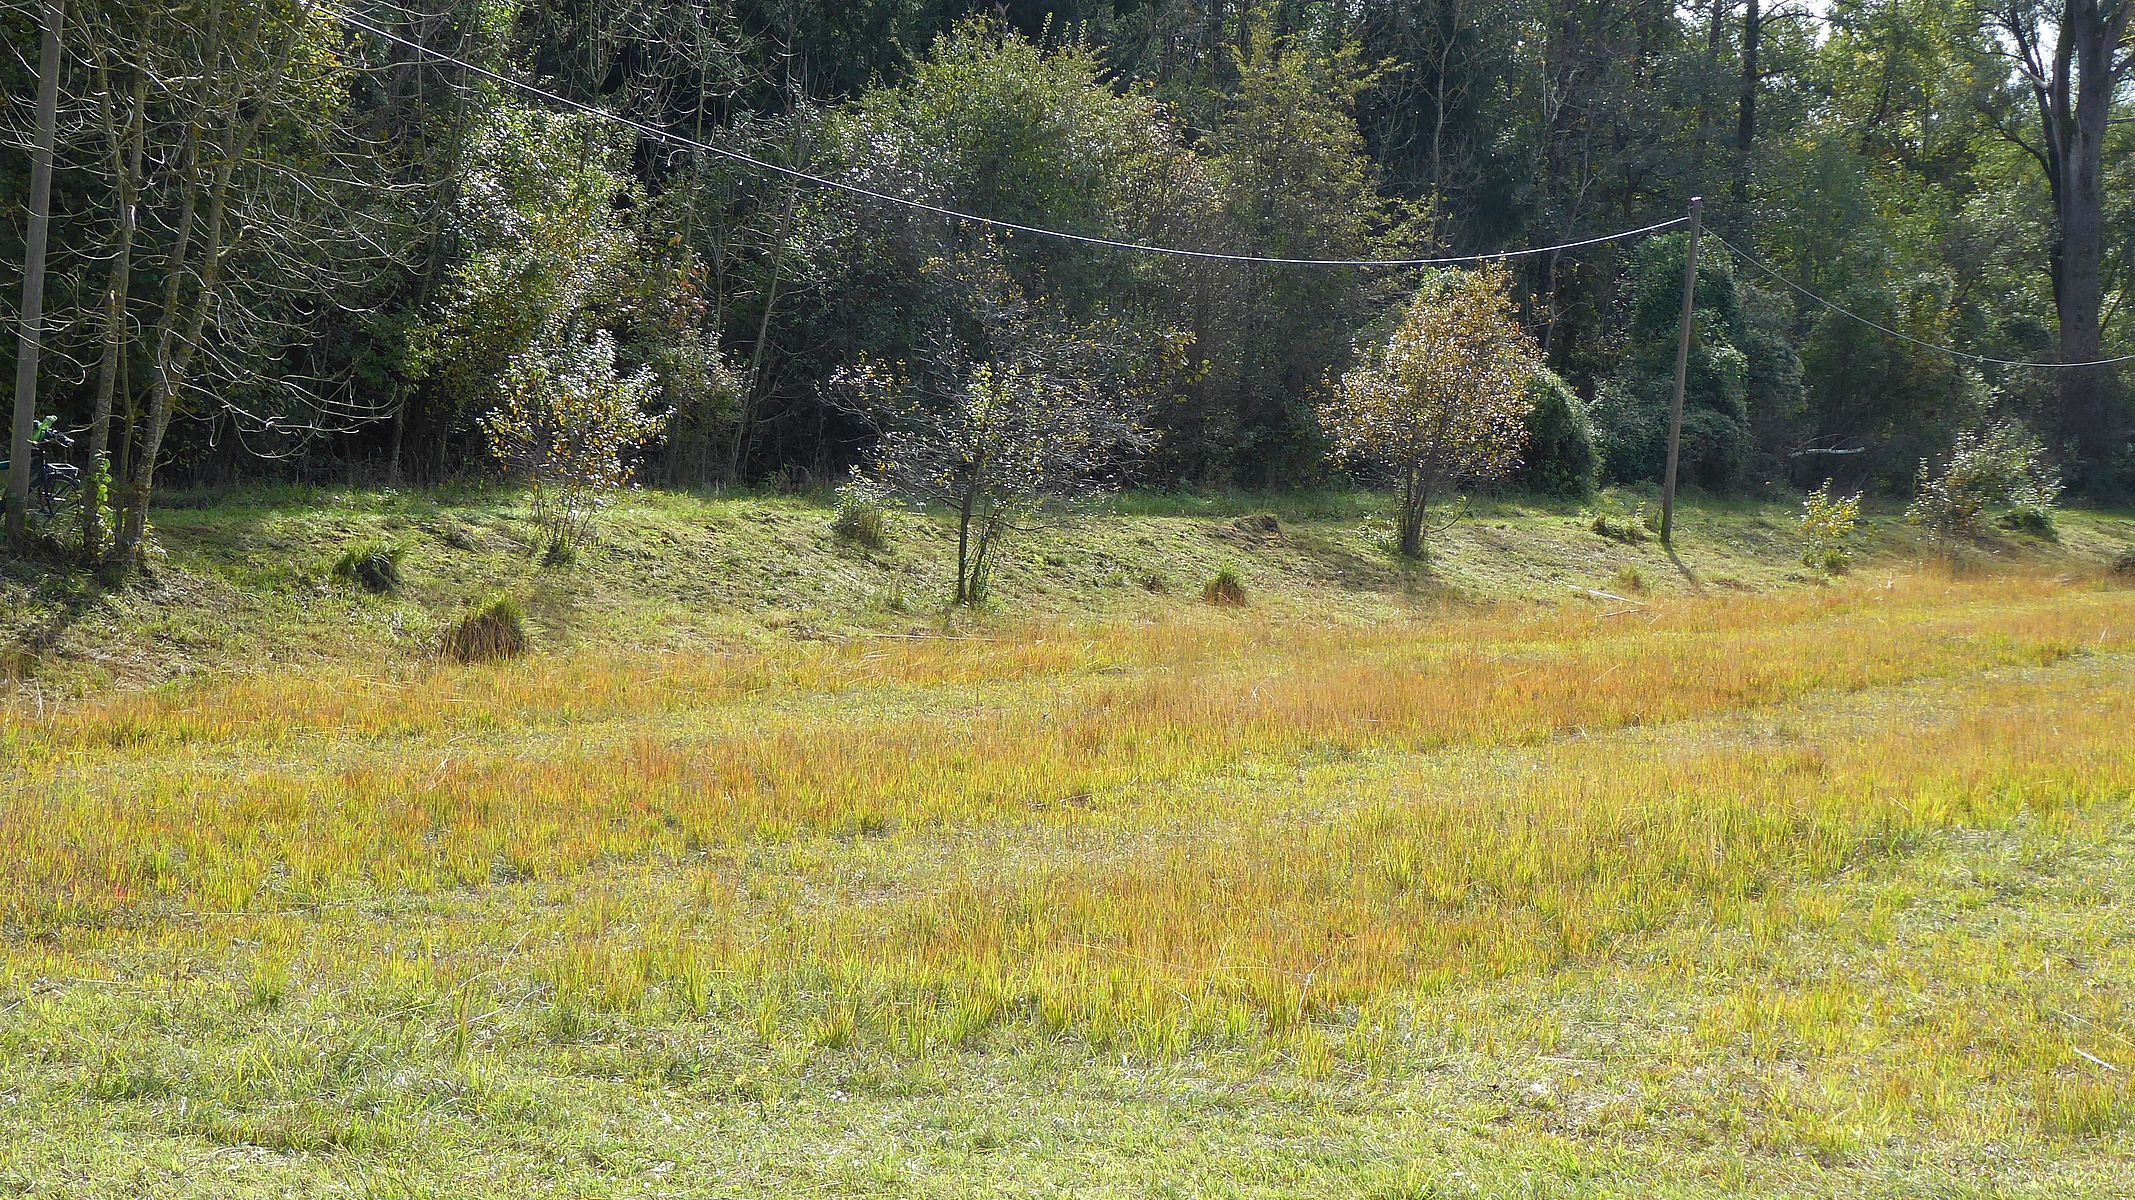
2,564 -> 2133,1196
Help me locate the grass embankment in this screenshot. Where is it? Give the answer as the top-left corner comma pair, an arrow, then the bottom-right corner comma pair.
6,483 -> 2128,692
1,490 -> 2133,1196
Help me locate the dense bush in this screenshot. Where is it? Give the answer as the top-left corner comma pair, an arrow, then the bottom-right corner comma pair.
1594,234 -> 1769,492
1517,369 -> 1599,498
1906,420 -> 2063,542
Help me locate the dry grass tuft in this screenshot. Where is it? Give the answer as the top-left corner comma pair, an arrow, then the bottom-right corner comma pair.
1202,566 -> 1249,606
442,593 -> 528,664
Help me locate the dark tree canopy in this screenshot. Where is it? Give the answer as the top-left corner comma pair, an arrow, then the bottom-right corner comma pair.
3,0 -> 2130,552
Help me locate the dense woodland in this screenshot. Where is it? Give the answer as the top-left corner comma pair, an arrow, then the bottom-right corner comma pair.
1,0 -> 2131,562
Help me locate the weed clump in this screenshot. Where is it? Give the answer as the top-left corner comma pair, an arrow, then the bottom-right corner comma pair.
331,539 -> 407,594
443,593 -> 528,664
541,536 -> 579,567
1203,566 -> 1248,607
830,485 -> 892,550
2111,547 -> 2135,580
1589,498 -> 1652,544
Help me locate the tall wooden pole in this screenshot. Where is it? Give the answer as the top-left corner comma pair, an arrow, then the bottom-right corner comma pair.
6,0 -> 65,543
1660,196 -> 1703,546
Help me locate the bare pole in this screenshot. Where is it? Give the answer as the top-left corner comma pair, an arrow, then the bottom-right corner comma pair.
1660,195 -> 1703,546
6,0 -> 65,544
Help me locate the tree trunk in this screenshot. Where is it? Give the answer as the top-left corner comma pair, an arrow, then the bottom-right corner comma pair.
114,126 -> 205,563
1733,0 -> 1759,209
6,0 -> 63,545
2049,0 -> 2129,476
1399,469 -> 1427,559
1997,1 -> 2132,479
954,487 -> 977,605
84,64 -> 144,558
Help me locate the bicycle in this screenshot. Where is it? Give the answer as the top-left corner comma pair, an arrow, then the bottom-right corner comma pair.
0,417 -> 82,522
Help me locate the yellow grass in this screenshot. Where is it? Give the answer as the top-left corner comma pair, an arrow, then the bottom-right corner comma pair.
3,566 -> 2132,1196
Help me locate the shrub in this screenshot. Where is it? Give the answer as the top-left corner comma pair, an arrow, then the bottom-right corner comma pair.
1905,419 -> 2062,542
481,330 -> 670,561
833,250 -> 1148,606
443,593 -> 528,664
1202,566 -> 1248,606
1517,369 -> 1599,498
2114,547 -> 2135,578
1611,565 -> 1647,595
1798,481 -> 1862,573
331,539 -> 406,594
829,476 -> 892,550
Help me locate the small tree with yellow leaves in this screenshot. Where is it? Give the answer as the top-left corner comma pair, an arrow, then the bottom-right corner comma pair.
1322,265 -> 1543,559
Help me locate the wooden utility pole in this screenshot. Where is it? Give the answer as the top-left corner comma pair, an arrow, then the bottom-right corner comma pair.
1660,196 -> 1703,546
6,0 -> 64,543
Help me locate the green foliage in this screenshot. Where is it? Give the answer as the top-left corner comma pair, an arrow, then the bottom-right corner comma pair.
1906,420 -> 2063,542
1595,234 -> 1772,493
15,0 -> 2135,564
331,539 -> 407,594
1798,482 -> 1863,573
443,593 -> 527,665
1517,369 -> 1599,498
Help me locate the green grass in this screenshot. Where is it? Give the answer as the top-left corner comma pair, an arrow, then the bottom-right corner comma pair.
2,488 -> 2133,1197
6,484 -> 2130,695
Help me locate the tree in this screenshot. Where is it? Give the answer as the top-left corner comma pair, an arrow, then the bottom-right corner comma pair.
1204,25 -> 1421,484
1979,0 -> 2134,478
1322,265 -> 1543,558
836,250 -> 1147,605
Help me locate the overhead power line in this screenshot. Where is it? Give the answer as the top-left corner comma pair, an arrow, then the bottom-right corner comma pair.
1710,232 -> 2135,371
331,9 -> 1687,268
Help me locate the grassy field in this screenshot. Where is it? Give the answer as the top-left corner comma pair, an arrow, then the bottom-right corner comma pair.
3,490 -> 2134,1196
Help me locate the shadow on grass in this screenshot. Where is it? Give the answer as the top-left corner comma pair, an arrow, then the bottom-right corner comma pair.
1661,541 -> 1705,591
